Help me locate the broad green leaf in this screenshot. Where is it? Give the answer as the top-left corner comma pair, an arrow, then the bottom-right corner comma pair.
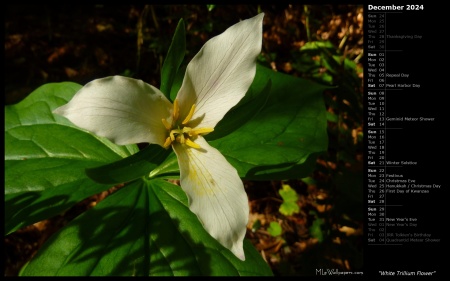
20,179 -> 273,276
160,18 -> 186,99
210,65 -> 328,179
267,222 -> 282,237
85,144 -> 171,185
279,184 -> 300,216
4,82 -> 138,234
206,79 -> 272,141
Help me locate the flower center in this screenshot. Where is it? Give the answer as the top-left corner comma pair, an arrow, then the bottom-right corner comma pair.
162,99 -> 213,149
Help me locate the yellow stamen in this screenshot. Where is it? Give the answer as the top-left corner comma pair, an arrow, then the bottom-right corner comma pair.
162,99 -> 211,150
162,118 -> 172,130
189,127 -> 214,137
163,137 -> 172,148
185,138 -> 201,149
173,99 -> 180,121
182,104 -> 196,125
170,130 -> 177,141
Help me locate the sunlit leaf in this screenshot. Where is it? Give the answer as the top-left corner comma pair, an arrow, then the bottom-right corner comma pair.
4,82 -> 138,234
267,221 -> 282,237
279,184 -> 300,216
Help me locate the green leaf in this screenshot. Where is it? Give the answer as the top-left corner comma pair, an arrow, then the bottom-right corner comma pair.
149,152 -> 179,179
326,111 -> 338,123
20,179 -> 273,276
209,65 -> 329,180
309,216 -> 325,243
251,219 -> 261,233
85,144 -> 171,185
4,82 -> 138,234
267,221 -> 282,237
160,19 -> 186,99
278,184 -> 300,216
301,176 -> 316,185
207,79 -> 272,141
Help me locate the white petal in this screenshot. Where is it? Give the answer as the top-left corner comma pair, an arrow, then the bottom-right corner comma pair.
172,137 -> 249,260
177,13 -> 264,128
53,76 -> 172,146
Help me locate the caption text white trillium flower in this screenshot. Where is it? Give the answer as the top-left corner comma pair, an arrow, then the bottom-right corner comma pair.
53,13 -> 264,261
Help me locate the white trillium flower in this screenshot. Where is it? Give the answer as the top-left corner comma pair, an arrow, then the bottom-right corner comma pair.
53,13 -> 264,261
